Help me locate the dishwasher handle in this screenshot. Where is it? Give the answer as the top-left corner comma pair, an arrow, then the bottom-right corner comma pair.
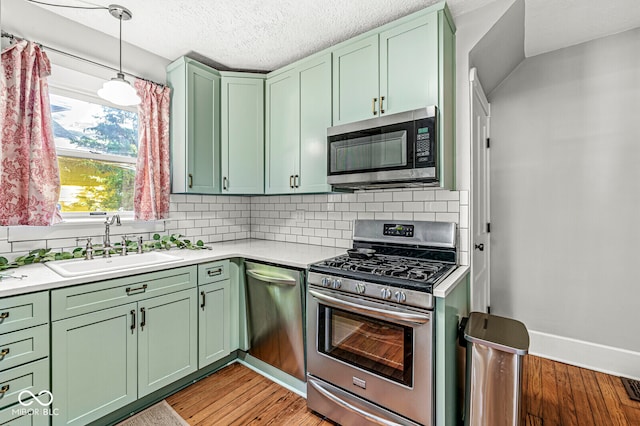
246,269 -> 297,286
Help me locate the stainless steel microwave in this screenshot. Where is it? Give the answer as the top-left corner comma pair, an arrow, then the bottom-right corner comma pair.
327,106 -> 438,190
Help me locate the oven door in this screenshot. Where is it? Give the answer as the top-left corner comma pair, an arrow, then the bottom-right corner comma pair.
306,286 -> 433,425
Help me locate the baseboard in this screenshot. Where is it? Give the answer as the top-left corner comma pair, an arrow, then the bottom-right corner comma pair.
529,330 -> 640,380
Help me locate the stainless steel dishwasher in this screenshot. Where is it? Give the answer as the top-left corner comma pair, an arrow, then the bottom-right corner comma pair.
244,261 -> 305,381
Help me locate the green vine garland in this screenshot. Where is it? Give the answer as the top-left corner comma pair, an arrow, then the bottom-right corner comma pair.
0,234 -> 207,271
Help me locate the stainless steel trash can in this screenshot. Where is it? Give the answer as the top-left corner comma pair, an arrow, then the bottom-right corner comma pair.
464,312 -> 529,426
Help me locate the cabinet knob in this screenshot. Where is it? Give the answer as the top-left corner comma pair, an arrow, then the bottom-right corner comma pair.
294,175 -> 300,188
188,173 -> 193,188
372,98 -> 378,116
223,176 -> 228,191
289,175 -> 294,189
474,243 -> 485,251
380,96 -> 385,114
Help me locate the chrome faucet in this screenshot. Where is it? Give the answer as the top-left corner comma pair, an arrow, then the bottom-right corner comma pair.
103,215 -> 121,258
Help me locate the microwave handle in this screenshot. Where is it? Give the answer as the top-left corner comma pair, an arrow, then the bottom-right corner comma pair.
309,289 -> 430,325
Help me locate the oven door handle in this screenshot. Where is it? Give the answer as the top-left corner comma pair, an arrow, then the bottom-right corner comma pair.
308,377 -> 402,426
308,289 -> 430,325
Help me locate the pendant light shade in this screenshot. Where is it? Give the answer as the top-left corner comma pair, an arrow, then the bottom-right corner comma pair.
97,4 -> 140,106
98,73 -> 140,106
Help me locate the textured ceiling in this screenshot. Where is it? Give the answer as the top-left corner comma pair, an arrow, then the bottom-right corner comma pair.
22,0 -> 640,71
24,0 -> 496,71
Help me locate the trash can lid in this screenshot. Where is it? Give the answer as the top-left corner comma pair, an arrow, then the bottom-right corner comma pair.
464,312 -> 530,355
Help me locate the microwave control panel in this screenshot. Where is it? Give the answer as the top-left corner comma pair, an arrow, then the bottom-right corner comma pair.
415,116 -> 436,167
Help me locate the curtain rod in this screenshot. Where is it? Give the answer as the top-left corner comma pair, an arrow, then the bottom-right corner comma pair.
1,30 -> 167,88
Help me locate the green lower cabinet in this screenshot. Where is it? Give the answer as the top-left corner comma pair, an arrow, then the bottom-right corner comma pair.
137,289 -> 198,397
51,303 -> 137,426
0,404 -> 50,426
198,280 -> 231,369
51,288 -> 198,425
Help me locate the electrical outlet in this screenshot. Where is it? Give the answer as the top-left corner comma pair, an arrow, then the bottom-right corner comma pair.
295,210 -> 305,223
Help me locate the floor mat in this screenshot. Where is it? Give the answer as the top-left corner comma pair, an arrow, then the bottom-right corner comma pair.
117,400 -> 189,426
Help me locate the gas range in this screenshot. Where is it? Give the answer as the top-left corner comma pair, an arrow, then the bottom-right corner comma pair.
308,219 -> 458,310
306,219 -> 458,426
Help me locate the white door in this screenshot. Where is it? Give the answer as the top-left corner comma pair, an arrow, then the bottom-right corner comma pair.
470,68 -> 490,313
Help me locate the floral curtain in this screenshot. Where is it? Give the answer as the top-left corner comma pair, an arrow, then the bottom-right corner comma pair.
0,40 -> 61,226
133,79 -> 171,220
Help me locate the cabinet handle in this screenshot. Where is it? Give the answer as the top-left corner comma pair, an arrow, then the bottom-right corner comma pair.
289,175 -> 294,188
188,173 -> 193,188
294,175 -> 300,188
140,308 -> 146,331
223,176 -> 228,191
380,96 -> 385,114
200,291 -> 206,310
0,385 -> 9,394
130,310 -> 136,334
0,348 -> 9,357
126,284 -> 148,295
372,98 -> 378,116
0,312 -> 8,319
207,267 -> 223,277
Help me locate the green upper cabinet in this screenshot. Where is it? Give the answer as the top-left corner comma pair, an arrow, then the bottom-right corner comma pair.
332,35 -> 379,125
332,7 -> 448,125
220,74 -> 265,194
167,57 -> 221,194
265,70 -> 299,194
266,53 -> 332,194
297,54 -> 332,193
379,13 -> 439,116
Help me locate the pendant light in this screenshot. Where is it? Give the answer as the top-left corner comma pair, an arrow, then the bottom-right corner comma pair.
97,4 -> 141,106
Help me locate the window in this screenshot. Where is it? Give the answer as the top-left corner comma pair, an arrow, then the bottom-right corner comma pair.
50,92 -> 138,217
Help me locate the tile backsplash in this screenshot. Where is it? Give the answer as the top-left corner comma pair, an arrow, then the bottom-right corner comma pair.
0,189 -> 469,266
251,189 -> 470,266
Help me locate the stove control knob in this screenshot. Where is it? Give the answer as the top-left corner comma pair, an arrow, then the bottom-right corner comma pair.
321,277 -> 331,287
394,291 -> 406,303
355,283 -> 366,294
332,279 -> 342,289
381,288 -> 392,299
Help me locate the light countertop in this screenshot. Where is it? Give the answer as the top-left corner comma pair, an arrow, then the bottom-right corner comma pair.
0,239 -> 469,299
0,239 -> 344,298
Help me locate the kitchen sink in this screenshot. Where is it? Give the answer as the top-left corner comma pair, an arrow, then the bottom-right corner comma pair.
45,251 -> 183,277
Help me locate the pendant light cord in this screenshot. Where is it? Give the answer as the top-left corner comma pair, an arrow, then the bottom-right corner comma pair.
27,0 -> 109,10
119,13 -> 123,75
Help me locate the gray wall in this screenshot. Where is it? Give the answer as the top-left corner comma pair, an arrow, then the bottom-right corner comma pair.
469,0 -> 524,96
489,28 -> 640,352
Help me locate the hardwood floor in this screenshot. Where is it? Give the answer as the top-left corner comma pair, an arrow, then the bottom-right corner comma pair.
167,356 -> 640,425
166,363 -> 333,425
521,355 -> 640,426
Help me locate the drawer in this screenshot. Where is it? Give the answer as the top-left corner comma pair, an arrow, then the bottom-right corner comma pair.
0,359 -> 49,411
0,326 -> 49,373
0,402 -> 49,426
51,266 -> 196,321
198,260 -> 230,285
0,293 -> 49,336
